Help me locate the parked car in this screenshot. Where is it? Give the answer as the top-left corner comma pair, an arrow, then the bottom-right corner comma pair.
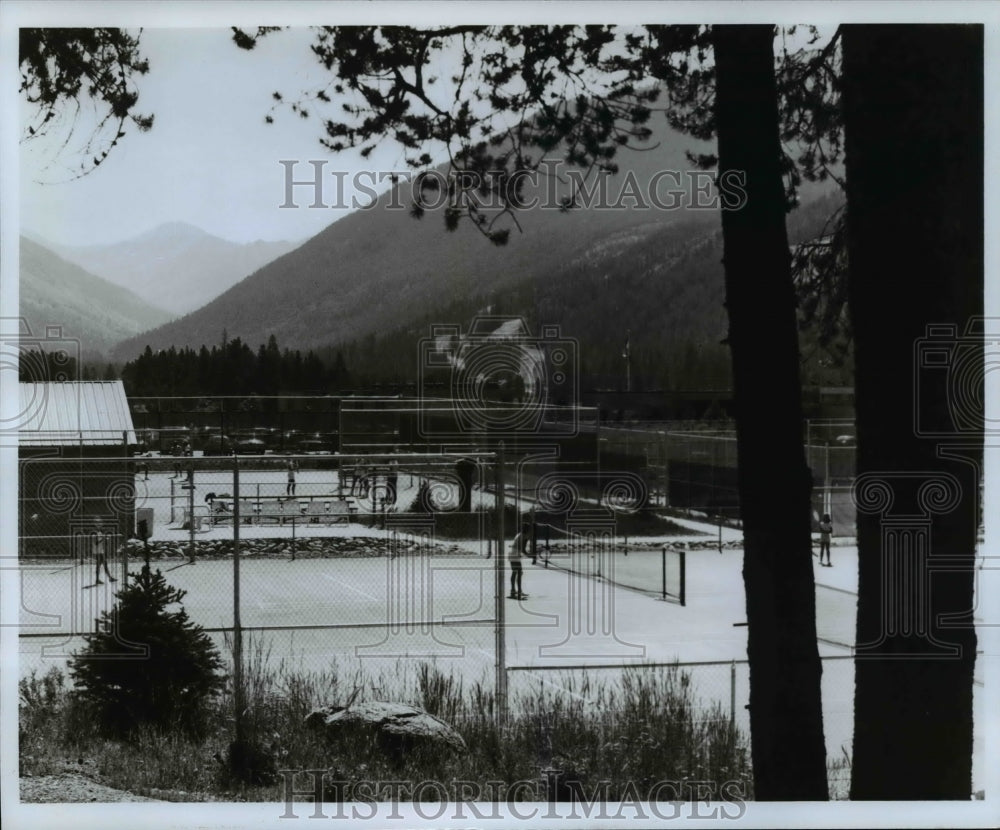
200,434 -> 234,455
234,437 -> 268,455
296,438 -> 331,454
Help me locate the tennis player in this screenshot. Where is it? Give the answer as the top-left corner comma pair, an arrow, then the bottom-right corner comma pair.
509,522 -> 529,599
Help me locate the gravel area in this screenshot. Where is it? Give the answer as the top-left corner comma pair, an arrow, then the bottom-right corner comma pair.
20,772 -> 163,803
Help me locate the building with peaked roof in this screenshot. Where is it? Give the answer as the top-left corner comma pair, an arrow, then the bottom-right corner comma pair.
18,380 -> 137,447
19,381 -> 138,559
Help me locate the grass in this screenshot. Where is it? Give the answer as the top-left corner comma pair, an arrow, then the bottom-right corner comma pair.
19,637 -> 754,803
827,745 -> 853,800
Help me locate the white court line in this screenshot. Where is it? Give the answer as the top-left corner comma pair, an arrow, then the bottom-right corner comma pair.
321,572 -> 379,601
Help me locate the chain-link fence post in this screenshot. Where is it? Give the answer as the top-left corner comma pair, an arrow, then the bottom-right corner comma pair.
660,430 -> 668,507
187,453 -> 195,563
680,548 -> 687,607
730,660 -> 736,731
120,527 -> 128,586
122,432 -> 131,586
495,443 -> 507,726
662,546 -> 667,600
232,453 -> 245,751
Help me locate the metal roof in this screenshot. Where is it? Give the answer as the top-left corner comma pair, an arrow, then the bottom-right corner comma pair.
18,381 -> 137,447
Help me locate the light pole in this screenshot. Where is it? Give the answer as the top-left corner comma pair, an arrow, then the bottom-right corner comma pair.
823,440 -> 831,518
623,330 -> 631,394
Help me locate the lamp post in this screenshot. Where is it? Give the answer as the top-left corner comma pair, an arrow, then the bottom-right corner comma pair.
623,330 -> 631,394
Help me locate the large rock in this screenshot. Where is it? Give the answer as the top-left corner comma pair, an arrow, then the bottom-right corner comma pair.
305,701 -> 467,762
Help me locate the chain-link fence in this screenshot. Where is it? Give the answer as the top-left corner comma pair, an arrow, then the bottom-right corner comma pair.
17,435 -> 861,797
17,451 -> 509,707
598,423 -> 858,532
128,395 -> 341,455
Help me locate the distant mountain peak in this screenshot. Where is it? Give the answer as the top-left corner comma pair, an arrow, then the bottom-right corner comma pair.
41,224 -> 301,317
134,220 -> 214,245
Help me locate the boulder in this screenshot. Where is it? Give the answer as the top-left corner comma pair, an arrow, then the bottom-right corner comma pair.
305,700 -> 467,762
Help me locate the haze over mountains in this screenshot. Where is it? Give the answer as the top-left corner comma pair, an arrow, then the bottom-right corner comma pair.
40,222 -> 300,316
14,121 -> 842,387
110,125 -> 838,368
19,237 -> 173,360
322,188 -> 847,392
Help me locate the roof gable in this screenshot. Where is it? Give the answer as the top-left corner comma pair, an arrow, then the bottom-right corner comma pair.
19,381 -> 136,446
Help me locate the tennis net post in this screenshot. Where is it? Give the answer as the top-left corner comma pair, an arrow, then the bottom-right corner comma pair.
661,545 -> 686,606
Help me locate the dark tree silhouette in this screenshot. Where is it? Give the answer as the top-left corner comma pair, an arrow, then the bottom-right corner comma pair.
842,24 -> 982,800
19,27 -> 153,177
120,336 -> 350,398
713,25 -> 827,799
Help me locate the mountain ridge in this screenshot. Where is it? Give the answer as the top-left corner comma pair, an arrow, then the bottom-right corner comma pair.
109,126 -> 839,366
46,223 -> 302,316
19,237 -> 174,360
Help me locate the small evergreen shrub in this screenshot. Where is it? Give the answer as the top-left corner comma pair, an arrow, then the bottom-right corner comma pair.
69,564 -> 226,737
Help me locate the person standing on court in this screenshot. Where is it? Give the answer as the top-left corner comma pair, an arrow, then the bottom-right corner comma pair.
172,441 -> 183,478
509,522 -> 529,600
818,513 -> 833,566
184,441 -> 194,485
286,457 -> 298,496
93,528 -> 117,585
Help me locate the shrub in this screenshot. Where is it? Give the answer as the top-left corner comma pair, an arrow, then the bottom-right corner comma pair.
69,564 -> 226,737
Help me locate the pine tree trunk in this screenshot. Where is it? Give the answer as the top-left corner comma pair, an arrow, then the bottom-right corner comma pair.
842,25 -> 983,800
713,25 -> 829,800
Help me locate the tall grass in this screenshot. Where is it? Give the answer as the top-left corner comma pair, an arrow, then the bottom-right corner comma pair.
19,648 -> 753,802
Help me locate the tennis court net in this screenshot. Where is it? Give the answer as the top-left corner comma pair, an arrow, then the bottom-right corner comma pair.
532,522 -> 686,606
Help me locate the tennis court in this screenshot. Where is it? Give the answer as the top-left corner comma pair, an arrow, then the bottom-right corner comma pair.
16,530 -> 987,794
19,534 -> 742,675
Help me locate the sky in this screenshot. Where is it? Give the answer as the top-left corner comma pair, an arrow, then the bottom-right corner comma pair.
14,3 -> 694,248
9,2 -> 911,249
19,26 -> 424,246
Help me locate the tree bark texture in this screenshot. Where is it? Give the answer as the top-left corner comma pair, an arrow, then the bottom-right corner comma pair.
713,24 -> 829,801
842,24 -> 983,800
